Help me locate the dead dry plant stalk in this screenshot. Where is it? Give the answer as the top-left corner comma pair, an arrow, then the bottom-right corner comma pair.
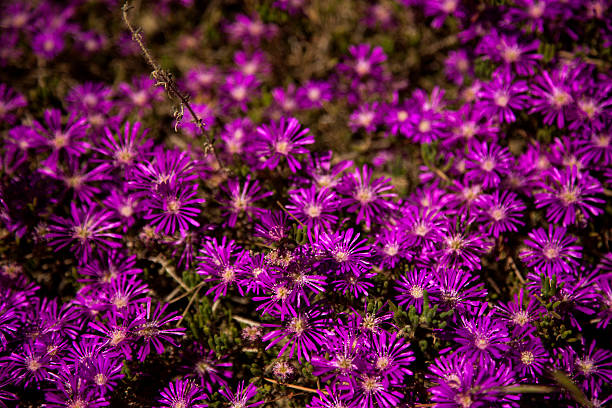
121,2 -> 228,174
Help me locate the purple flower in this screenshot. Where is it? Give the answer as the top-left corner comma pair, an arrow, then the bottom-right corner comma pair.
595,273 -> 612,328
337,165 -> 396,228
561,341 -> 612,392
520,225 -> 582,277
48,202 -> 122,264
434,267 -> 487,313
118,74 -> 164,116
512,336 -> 549,380
220,118 -> 255,158
40,158 -> 111,205
286,186 -> 339,231
529,66 -> 575,128
224,14 -> 278,46
254,210 -> 290,243
33,109 -> 90,165
44,363 -> 109,408
346,373 -> 403,408
129,148 -> 197,195
349,102 -> 381,132
370,331 -> 415,383
474,190 -> 526,237
254,117 -> 314,173
158,379 -> 207,408
220,381 -> 263,408
429,353 -> 517,408
305,151 -> 353,190
375,227 -> 412,269
495,288 -> 544,333
338,44 -> 387,80
144,183 -> 205,235
296,80 -> 333,109
183,64 -> 220,95
7,341 -> 53,386
478,69 -> 528,123
534,166 -> 604,227
465,141 -> 513,189
317,228 -> 372,275
197,236 -> 249,301
32,30 -> 65,59
183,344 -> 232,393
577,131 -> 612,166
453,303 -> 510,363
263,307 -> 329,362
134,299 -> 185,362
234,50 -> 271,77
395,268 -> 437,313
309,384 -> 356,408
218,175 -> 272,228
437,223 -> 491,271
86,353 -> 124,395
97,121 -> 153,171
0,83 -> 26,124
478,32 -> 542,76
221,72 -> 259,112
88,310 -> 143,359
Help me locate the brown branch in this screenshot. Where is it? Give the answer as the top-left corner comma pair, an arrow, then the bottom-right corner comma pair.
121,2 -> 228,174
276,200 -> 307,229
264,378 -> 322,394
175,283 -> 204,327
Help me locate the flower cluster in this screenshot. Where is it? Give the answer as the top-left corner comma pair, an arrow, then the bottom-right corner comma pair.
0,0 -> 611,407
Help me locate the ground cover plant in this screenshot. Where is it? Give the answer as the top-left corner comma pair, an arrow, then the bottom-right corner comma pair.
0,0 -> 611,407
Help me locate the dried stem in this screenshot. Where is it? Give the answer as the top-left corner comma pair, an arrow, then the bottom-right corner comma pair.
149,255 -> 190,292
264,378 -> 322,394
175,283 -> 203,327
276,200 -> 307,229
121,2 -> 228,173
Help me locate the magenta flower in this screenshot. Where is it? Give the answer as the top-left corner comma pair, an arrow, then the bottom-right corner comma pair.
158,379 -> 207,408
220,381 -> 263,408
33,109 -> 90,165
0,83 -> 26,124
370,331 -> 415,383
349,102 -> 381,132
317,228 -> 372,275
86,353 -> 124,396
286,186 -> 339,231
465,141 -> 513,189
254,117 -> 314,173
520,225 -> 582,276
395,268 -> 437,313
218,175 -> 272,228
97,121 -> 152,171
338,44 -> 387,80
197,236 -> 249,301
48,202 -> 122,264
134,299 -> 185,362
453,303 -> 510,363
183,344 -> 232,393
263,308 -> 329,362
221,72 -> 259,112
475,190 -> 526,237
144,184 -> 205,234
512,337 -> 549,380
529,66 -> 575,128
478,69 -> 529,123
534,166 -> 604,227
296,80 -> 333,109
337,165 -> 396,228
118,74 -> 164,116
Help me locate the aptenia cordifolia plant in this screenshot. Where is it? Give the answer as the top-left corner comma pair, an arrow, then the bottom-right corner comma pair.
0,0 -> 611,407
